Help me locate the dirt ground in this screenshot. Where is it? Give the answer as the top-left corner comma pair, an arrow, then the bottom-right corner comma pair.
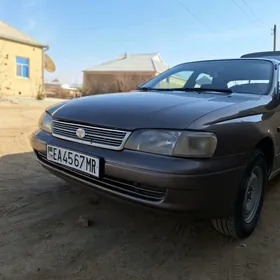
1,97 -> 280,280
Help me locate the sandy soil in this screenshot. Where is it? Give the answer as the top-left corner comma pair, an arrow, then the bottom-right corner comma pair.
1,97 -> 280,280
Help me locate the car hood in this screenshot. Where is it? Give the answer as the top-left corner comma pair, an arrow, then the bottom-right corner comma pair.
51,91 -> 260,130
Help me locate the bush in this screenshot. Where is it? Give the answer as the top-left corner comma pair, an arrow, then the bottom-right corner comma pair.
36,92 -> 45,100
36,84 -> 45,100
83,73 -> 154,96
44,88 -> 81,99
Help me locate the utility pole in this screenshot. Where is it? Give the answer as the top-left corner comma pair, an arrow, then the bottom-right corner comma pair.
273,24 -> 277,51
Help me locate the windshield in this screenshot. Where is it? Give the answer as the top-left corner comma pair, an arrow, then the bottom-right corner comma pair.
141,59 -> 273,95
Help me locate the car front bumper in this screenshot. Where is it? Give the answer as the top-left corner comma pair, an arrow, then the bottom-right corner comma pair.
31,129 -> 249,219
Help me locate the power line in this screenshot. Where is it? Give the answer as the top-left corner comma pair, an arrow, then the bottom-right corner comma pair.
241,0 -> 264,26
174,0 -> 214,32
231,0 -> 262,27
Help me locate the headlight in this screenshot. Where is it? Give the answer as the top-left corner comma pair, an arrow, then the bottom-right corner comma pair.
124,130 -> 217,158
39,112 -> 52,133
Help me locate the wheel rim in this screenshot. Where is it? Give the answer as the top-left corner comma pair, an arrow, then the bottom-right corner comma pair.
243,166 -> 263,224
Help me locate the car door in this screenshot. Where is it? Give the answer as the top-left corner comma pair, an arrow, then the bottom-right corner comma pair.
241,52 -> 280,173
273,64 -> 280,172
264,63 -> 280,175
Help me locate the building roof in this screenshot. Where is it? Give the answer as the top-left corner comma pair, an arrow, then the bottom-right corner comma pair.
83,53 -> 169,73
0,20 -> 47,48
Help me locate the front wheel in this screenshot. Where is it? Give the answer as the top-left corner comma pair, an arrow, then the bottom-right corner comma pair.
212,149 -> 267,239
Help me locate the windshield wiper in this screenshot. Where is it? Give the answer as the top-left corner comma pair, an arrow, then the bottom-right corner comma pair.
137,87 -> 232,93
182,87 -> 233,93
136,86 -> 158,91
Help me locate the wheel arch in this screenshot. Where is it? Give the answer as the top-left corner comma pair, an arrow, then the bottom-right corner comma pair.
255,136 -> 275,177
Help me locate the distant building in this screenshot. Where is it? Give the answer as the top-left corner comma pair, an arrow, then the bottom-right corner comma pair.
70,83 -> 82,90
44,79 -> 81,99
83,53 -> 169,94
0,20 -> 48,97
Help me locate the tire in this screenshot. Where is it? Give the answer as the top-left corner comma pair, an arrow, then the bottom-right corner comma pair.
212,149 -> 267,239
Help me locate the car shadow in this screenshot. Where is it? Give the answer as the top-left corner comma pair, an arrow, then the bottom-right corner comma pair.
1,151 -> 280,279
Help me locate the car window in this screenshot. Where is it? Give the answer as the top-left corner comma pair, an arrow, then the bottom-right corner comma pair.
141,59 -> 273,95
228,80 -> 269,87
228,80 -> 270,94
278,65 -> 280,93
195,73 -> 213,88
153,71 -> 193,89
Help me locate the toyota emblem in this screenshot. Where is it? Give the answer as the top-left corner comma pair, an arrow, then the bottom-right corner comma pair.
76,128 -> 85,139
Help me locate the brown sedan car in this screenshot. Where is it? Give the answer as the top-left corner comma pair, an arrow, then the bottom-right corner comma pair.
31,51 -> 280,239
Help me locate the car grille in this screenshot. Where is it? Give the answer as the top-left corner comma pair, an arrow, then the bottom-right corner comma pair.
52,120 -> 131,150
36,152 -> 166,202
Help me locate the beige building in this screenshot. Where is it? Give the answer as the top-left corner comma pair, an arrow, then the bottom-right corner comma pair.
83,53 -> 169,94
0,20 -> 48,97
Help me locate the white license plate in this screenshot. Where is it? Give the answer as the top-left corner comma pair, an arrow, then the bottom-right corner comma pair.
46,145 -> 100,178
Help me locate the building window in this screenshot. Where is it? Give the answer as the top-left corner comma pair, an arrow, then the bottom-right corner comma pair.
16,57 -> 29,78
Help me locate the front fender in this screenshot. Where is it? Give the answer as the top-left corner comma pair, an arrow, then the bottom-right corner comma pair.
188,113 -> 276,158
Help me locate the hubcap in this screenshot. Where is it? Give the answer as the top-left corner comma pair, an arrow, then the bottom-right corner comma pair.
243,166 -> 263,224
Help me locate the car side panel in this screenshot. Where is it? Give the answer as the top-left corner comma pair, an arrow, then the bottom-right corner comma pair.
188,96 -> 280,173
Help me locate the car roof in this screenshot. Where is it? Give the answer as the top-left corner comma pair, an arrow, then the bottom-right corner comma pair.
175,57 -> 278,67
240,51 -> 280,63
